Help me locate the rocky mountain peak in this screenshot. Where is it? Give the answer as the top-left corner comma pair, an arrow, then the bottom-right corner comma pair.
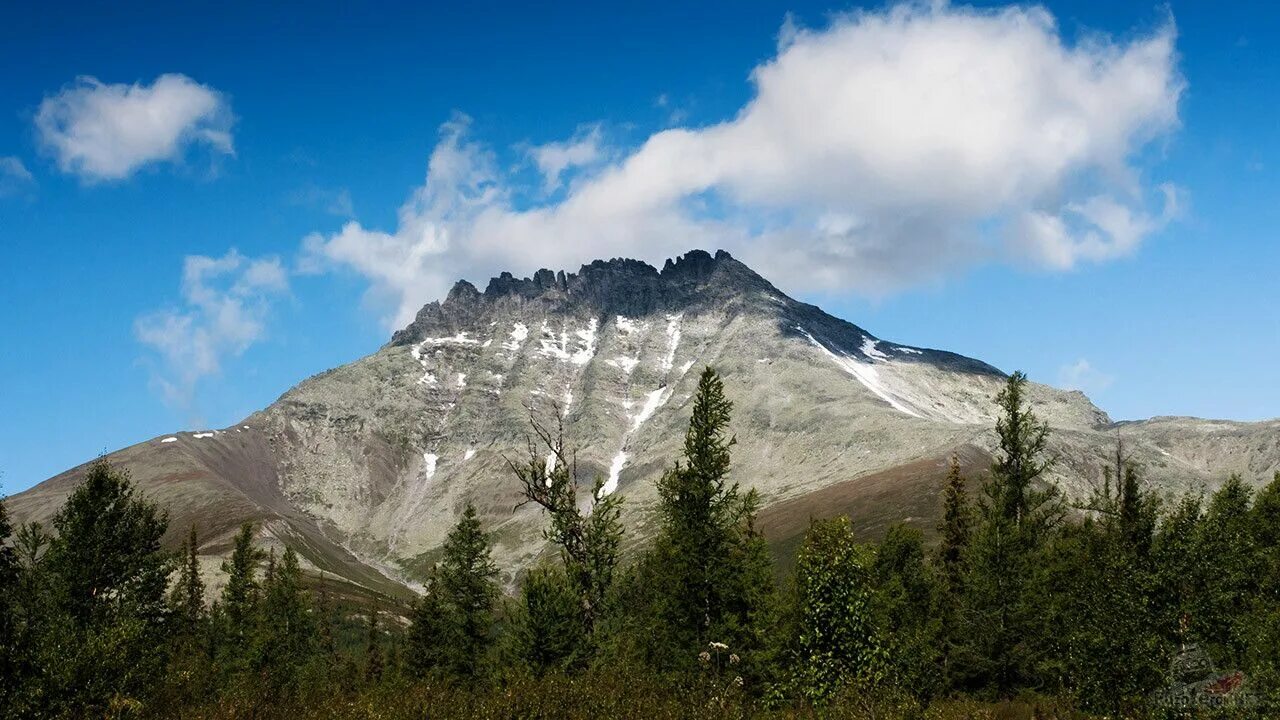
391,249 -> 776,346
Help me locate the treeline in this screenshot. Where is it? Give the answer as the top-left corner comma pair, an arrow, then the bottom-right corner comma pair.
2,369 -> 1280,718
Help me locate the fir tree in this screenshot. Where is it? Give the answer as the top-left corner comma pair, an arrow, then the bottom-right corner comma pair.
407,504 -> 498,678
963,371 -> 1063,695
0,497 -> 18,711
39,460 -> 171,715
936,455 -> 971,594
168,524 -> 206,638
365,607 -> 384,683
644,367 -> 771,667
258,546 -> 316,692
218,522 -> 263,659
514,563 -> 585,674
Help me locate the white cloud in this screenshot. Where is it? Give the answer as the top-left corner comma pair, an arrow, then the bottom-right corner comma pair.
527,125 -> 604,192
1058,358 -> 1114,394
136,250 -> 287,410
36,74 -> 233,181
303,3 -> 1184,329
0,156 -> 35,197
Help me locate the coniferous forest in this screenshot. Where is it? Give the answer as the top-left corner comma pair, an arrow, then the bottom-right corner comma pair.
3,368 -> 1279,719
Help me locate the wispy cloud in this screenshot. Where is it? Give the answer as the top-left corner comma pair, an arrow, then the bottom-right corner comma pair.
36,74 -> 234,182
135,250 -> 288,413
303,3 -> 1185,330
0,156 -> 35,197
290,184 -> 356,218
1058,358 -> 1115,394
526,125 -> 604,193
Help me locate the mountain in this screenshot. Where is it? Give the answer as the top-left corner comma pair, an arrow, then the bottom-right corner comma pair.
9,249 -> 1280,595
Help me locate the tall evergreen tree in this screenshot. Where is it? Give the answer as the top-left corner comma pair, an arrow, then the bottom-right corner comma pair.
407,568 -> 456,678
407,504 -> 498,678
1152,493 -> 1204,644
217,522 -> 263,661
935,455 -> 971,688
963,371 -> 1063,695
39,460 -> 171,716
1192,475 -> 1259,665
1246,472 -> 1280,693
258,546 -> 316,692
642,367 -> 773,668
936,455 -> 971,594
168,524 -> 206,639
0,497 -> 18,712
365,607 -> 384,683
513,563 -> 585,674
1043,448 -> 1163,711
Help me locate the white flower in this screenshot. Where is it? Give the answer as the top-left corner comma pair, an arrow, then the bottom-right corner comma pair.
709,641 -> 728,651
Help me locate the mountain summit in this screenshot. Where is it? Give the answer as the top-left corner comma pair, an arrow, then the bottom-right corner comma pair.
10,249 -> 1280,594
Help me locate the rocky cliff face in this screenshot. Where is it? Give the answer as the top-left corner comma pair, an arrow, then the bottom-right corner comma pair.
11,249 -> 1279,593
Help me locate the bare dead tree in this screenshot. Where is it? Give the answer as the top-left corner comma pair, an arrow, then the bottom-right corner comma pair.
506,401 -> 624,636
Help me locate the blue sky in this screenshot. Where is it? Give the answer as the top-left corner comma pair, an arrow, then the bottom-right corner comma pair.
1,1 -> 1277,494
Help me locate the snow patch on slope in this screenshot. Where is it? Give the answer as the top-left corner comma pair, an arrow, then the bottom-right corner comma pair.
615,315 -> 642,335
860,337 -> 889,360
632,387 -> 670,431
661,314 -> 682,372
503,322 -> 528,351
796,326 -> 922,419
537,318 -> 599,365
601,451 -> 628,496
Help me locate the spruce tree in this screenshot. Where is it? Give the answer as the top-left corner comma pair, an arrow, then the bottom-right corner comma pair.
935,455 -> 971,689
1152,494 -> 1204,644
407,504 -> 498,678
407,569 -> 456,678
258,546 -> 316,691
440,503 -> 498,676
936,455 -> 971,594
1192,475 -> 1259,665
218,522 -> 263,659
646,367 -> 771,666
1044,448 -> 1163,711
168,524 -> 206,639
514,563 -> 585,674
1246,472 -> 1280,693
365,607 -> 384,683
40,460 -> 171,715
963,371 -> 1063,695
315,572 -> 337,660
0,497 -> 18,711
